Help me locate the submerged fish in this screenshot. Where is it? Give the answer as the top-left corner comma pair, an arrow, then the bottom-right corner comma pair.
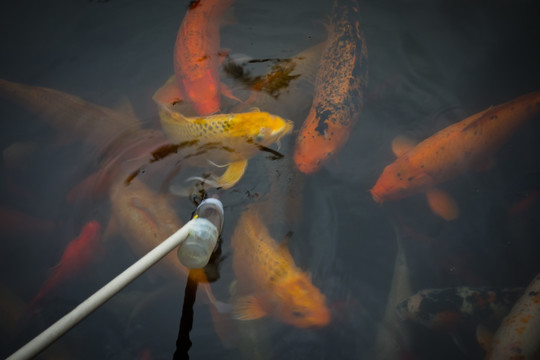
66,128 -> 170,204
107,177 -> 208,283
397,286 -> 523,331
230,208 -> 330,328
486,273 -> 540,360
0,78 -> 140,149
28,220 -> 103,310
153,0 -> 236,115
370,92 -> 540,220
293,0 -> 368,174
158,106 -> 293,189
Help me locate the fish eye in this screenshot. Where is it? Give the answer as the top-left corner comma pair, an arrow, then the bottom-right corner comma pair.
254,131 -> 266,142
291,309 -> 306,318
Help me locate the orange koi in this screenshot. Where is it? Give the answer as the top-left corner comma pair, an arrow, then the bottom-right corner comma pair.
486,273 -> 540,359
29,220 -> 103,308
231,208 -> 330,328
370,92 -> 540,220
155,0 -> 235,115
293,0 -> 368,174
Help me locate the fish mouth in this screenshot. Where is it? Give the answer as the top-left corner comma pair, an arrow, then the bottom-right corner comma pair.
369,188 -> 384,204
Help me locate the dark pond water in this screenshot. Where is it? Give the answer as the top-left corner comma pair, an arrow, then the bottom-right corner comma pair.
1,0 -> 540,359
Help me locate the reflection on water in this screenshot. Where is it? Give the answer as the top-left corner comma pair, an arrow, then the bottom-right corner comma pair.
1,0 -> 540,359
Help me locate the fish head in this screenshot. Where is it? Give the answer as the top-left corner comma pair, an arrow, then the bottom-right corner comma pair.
370,156 -> 432,203
272,274 -> 330,328
229,111 -> 293,149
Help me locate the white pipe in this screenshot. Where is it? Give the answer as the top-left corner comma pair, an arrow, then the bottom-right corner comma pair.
7,219 -> 197,360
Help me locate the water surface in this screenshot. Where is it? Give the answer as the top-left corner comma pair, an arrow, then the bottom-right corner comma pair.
1,0 -> 539,359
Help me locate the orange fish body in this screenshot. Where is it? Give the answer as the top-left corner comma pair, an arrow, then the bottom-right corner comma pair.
231,208 -> 330,328
294,0 -> 368,174
370,92 -> 540,203
30,220 -> 102,307
173,0 -> 235,115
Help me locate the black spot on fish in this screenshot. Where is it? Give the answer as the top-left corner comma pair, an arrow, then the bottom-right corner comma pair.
418,289 -> 464,321
408,177 -> 413,182
528,290 -> 539,297
124,169 -> 140,185
188,0 -> 200,10
314,104 -> 331,136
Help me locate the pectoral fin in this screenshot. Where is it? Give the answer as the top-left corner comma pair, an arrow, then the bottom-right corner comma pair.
391,136 -> 417,157
220,82 -> 243,103
233,295 -> 267,320
215,159 -> 248,189
425,188 -> 459,221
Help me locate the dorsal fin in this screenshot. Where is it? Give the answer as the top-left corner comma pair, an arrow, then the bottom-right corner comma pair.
113,96 -> 137,119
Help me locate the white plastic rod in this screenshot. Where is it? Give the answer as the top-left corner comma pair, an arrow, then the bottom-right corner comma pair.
7,219 -> 196,360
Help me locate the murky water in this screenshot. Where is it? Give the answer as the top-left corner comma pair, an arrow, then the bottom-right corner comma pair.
1,0 -> 540,359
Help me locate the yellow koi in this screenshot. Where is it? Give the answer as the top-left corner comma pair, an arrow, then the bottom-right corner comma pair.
231,207 -> 330,328
158,106 -> 293,189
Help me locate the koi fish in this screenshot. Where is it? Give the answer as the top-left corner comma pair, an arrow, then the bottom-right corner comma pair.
370,92 -> 540,220
107,177 -> 208,283
230,208 -> 330,328
293,0 -> 368,174
0,78 -> 141,149
153,0 -> 236,115
486,273 -> 540,360
66,128 -> 170,204
29,220 -> 103,309
397,287 -> 523,331
158,106 -> 292,189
